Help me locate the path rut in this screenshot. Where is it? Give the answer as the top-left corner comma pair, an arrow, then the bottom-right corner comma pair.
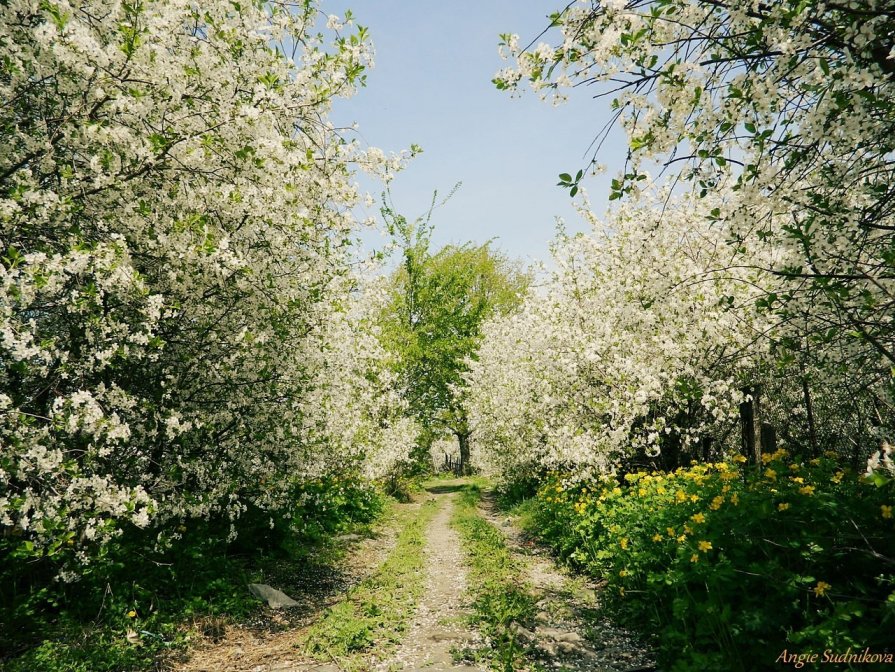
480,495 -> 656,672
379,491 -> 485,671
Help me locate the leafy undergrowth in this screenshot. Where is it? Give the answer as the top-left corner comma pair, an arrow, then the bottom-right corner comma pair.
301,497 -> 439,669
510,452 -> 895,671
451,481 -> 537,671
1,476 -> 386,672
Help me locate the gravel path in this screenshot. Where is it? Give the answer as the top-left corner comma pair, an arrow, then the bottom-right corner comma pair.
479,495 -> 656,672
378,491 -> 486,671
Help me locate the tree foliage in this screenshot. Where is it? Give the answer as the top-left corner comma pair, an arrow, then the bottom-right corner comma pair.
0,0 -> 412,576
378,199 -> 529,472
472,0 -> 895,479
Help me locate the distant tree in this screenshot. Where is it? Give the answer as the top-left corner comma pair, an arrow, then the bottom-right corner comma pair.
379,198 -> 529,473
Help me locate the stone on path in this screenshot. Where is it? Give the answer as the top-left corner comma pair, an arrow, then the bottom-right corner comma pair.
247,584 -> 300,609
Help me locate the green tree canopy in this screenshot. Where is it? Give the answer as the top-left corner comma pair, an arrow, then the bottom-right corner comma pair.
379,204 -> 529,472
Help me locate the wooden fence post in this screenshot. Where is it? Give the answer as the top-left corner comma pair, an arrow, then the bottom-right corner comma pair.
760,423 -> 776,455
740,385 -> 763,466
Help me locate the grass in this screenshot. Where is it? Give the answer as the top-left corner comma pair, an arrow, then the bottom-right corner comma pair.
301,497 -> 439,670
1,479 -> 389,672
450,480 -> 537,671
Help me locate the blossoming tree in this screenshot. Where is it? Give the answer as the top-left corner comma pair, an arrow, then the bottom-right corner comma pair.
0,0 -> 410,572
470,0 -> 895,479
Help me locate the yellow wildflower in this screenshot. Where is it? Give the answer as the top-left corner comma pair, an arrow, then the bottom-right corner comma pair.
698,540 -> 713,553
127,610 -> 137,618
652,533 -> 663,542
730,493 -> 739,505
710,496 -> 724,511
677,534 -> 687,543
764,469 -> 777,480
689,493 -> 700,503
799,485 -> 815,496
882,505 -> 893,520
619,537 -> 629,550
832,471 -> 844,484
814,581 -> 831,597
721,471 -> 738,481
690,553 -> 699,563
733,455 -> 748,463
666,527 -> 676,537
809,458 -> 821,466
791,476 -> 805,484
722,484 -> 731,493
778,502 -> 790,511
789,463 -> 800,471
684,524 -> 693,534
675,490 -> 687,503
691,512 -> 706,524
619,569 -> 629,577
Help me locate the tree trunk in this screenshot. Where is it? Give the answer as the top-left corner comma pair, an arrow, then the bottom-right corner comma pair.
701,436 -> 713,462
740,385 -> 762,465
760,422 -> 777,455
457,432 -> 471,476
802,377 -> 819,457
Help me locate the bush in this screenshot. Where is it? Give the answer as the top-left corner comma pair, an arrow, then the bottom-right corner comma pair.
526,452 -> 895,671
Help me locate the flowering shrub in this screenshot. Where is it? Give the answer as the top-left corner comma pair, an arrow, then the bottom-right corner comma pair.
498,0 -> 895,387
0,1 -> 420,663
0,0 -> 415,575
466,193 -> 776,476
526,454 -> 895,670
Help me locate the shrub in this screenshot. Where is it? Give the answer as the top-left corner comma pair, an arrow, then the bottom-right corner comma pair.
526,453 -> 895,671
1,474 -> 385,670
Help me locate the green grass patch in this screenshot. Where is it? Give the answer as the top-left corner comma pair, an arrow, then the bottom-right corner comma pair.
451,481 -> 536,671
302,497 -> 439,668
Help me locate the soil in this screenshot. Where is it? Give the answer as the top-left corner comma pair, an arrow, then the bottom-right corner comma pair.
168,483 -> 655,672
377,491 -> 485,671
479,494 -> 656,672
168,503 -> 415,672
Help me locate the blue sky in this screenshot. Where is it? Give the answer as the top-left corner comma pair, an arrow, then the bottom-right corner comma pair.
328,1 -> 628,265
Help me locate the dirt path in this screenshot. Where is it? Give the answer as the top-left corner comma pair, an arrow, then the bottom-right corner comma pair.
170,503 -> 415,672
479,495 -> 656,672
379,490 -> 485,671
169,483 -> 653,672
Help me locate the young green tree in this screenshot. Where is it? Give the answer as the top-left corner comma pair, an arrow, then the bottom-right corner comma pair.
379,202 -> 529,473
